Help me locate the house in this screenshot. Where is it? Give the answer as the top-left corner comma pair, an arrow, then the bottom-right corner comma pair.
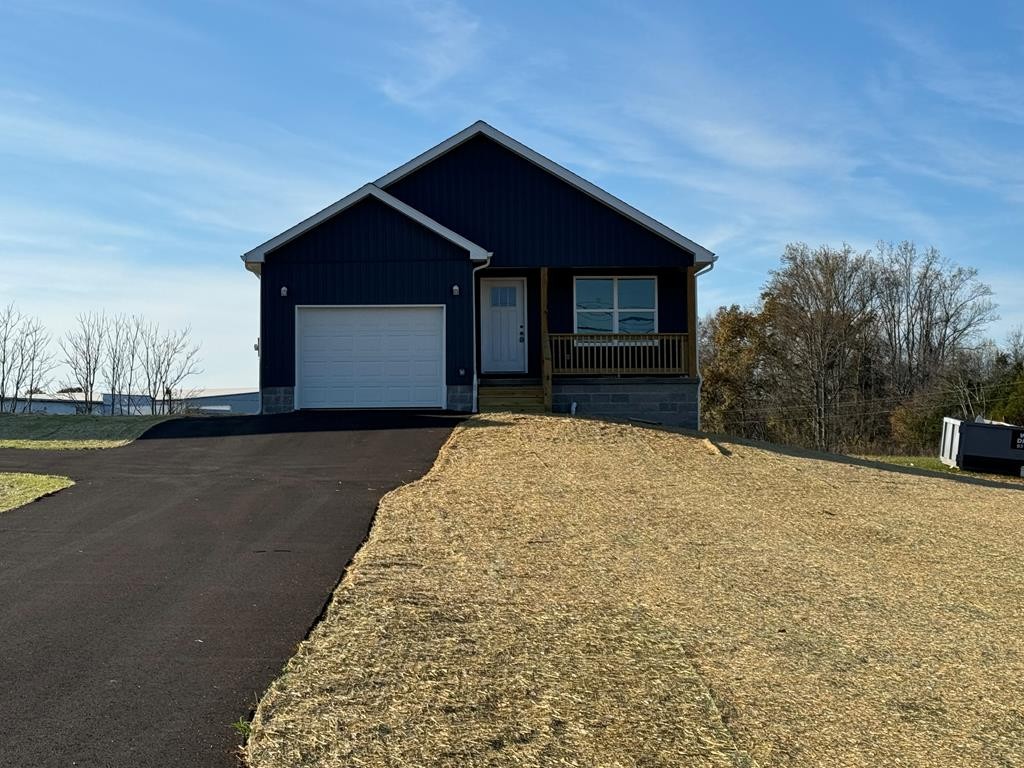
242,121 -> 716,427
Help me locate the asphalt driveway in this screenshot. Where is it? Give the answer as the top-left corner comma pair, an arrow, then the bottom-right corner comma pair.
0,411 -> 462,768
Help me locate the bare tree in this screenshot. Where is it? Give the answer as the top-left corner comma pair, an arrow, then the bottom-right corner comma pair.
103,314 -> 128,416
1004,325 -> 1024,370
16,317 -> 56,413
59,312 -> 108,414
0,305 -> 55,413
761,243 -> 875,452
121,315 -> 144,414
163,326 -> 202,414
139,323 -> 202,414
944,342 -> 1002,421
103,314 -> 146,415
0,303 -> 22,412
873,241 -> 997,397
139,321 -> 161,414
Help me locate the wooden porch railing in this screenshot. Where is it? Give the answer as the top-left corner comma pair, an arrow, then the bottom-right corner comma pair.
548,333 -> 689,375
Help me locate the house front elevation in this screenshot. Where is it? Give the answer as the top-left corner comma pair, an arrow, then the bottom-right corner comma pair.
242,121 -> 716,428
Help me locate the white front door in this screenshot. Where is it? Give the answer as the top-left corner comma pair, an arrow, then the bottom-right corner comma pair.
481,278 -> 526,373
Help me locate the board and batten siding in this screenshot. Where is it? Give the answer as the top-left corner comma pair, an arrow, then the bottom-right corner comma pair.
383,135 -> 698,270
260,196 -> 476,389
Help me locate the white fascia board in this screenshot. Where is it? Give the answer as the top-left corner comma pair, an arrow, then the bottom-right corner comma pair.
240,183 -> 491,266
375,120 -> 717,266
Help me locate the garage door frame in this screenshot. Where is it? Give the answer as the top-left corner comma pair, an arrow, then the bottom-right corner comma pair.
294,304 -> 447,410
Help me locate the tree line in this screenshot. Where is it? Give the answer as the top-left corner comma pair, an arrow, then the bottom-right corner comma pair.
0,306 -> 201,415
699,241 -> 1019,454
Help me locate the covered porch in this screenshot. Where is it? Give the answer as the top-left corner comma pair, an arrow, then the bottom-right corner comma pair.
476,266 -> 699,414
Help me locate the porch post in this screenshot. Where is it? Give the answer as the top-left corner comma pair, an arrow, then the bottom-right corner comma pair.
541,267 -> 553,411
686,265 -> 698,377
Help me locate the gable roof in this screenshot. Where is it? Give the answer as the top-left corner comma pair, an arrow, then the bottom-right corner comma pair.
241,183 -> 491,274
376,121 -> 716,266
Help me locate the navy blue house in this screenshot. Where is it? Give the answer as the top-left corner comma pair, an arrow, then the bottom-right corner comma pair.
242,122 -> 716,427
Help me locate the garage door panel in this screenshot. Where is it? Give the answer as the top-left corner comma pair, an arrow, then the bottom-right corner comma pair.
297,307 -> 445,409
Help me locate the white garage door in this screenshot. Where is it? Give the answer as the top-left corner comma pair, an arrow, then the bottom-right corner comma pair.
296,306 -> 445,409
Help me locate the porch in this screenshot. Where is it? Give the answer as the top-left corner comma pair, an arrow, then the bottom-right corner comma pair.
477,266 -> 700,415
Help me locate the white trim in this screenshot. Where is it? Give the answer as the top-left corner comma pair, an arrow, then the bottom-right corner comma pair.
294,304 -> 447,410
375,121 -> 716,265
479,277 -> 528,374
243,184 -> 491,265
573,276 -> 658,334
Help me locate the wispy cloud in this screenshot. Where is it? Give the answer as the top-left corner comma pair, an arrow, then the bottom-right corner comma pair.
874,18 -> 1024,125
0,99 -> 373,239
633,97 -> 859,175
378,0 -> 484,106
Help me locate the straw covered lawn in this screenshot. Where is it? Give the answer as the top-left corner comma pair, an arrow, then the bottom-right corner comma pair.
247,414 -> 1024,767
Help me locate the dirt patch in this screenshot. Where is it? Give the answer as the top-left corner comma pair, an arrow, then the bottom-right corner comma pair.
247,413 -> 1024,767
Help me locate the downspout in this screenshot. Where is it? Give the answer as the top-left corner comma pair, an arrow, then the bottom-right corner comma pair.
470,254 -> 494,413
241,256 -> 263,412
693,259 -> 716,431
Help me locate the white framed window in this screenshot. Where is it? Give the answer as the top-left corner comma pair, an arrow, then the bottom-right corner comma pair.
574,276 -> 658,334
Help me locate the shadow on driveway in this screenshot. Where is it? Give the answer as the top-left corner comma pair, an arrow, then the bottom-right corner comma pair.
139,410 -> 467,440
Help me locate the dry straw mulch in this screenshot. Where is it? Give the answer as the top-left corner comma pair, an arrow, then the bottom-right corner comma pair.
247,414 -> 1024,767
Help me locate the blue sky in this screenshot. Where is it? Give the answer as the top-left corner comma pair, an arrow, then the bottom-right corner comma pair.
2,1 -> 1022,386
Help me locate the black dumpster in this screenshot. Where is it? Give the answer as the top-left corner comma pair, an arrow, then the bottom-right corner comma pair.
940,416 -> 1024,476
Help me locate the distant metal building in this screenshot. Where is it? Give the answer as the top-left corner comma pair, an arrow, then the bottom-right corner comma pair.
102,388 -> 259,415
940,416 -> 1024,476
11,393 -> 103,414
181,388 -> 260,414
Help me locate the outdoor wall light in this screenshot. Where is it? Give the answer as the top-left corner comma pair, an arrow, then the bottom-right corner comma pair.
452,284 -> 460,296
280,286 -> 288,297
